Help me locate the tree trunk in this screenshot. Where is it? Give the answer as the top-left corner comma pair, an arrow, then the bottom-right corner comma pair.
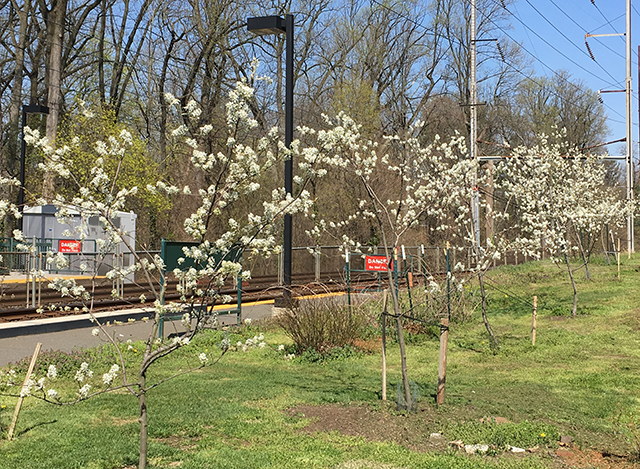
575,230 -> 591,280
4,0 -> 29,236
478,272 -> 498,348
42,0 -> 68,201
138,372 -> 148,469
564,251 -> 578,317
394,313 -> 412,410
485,161 -> 494,241
380,238 -> 411,411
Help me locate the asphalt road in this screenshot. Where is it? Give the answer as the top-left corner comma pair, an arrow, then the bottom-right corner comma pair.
0,301 -> 275,367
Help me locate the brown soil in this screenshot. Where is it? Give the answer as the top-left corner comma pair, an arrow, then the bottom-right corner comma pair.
288,403 -> 448,453
552,446 -> 637,468
286,403 -> 639,468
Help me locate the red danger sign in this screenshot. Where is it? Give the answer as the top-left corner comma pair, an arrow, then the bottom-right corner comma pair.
365,255 -> 391,272
59,240 -> 82,253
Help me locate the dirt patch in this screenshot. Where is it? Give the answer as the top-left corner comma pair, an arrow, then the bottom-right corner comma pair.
111,416 -> 137,426
552,446 -> 635,468
548,316 -> 570,322
288,403 -> 448,452
287,403 -> 638,468
353,338 -> 381,354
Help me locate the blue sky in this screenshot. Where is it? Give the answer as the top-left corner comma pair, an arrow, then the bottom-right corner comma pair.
504,0 -> 637,154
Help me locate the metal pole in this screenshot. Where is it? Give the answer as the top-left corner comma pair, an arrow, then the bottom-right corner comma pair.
283,14 -> 294,303
18,108 -> 27,232
446,242 -> 451,320
626,0 -> 634,254
470,0 -> 480,249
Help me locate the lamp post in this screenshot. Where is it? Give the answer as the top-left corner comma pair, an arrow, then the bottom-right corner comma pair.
18,104 -> 49,231
247,14 -> 294,305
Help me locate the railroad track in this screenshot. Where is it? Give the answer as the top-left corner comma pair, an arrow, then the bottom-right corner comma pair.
0,272 -> 395,323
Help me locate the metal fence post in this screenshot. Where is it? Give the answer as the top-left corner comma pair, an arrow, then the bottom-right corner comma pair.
314,246 -> 321,282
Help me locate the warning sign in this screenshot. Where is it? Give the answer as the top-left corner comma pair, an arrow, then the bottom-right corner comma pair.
59,240 -> 82,253
365,255 -> 391,272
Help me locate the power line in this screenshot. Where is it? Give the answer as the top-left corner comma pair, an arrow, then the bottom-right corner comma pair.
479,0 -> 628,124
547,0 -> 626,63
523,0 -> 622,86
498,1 -> 621,89
370,0 -> 620,124
591,0 -> 626,44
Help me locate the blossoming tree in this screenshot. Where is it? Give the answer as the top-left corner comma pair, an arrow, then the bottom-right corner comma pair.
297,113 -> 489,404
0,71 -> 318,469
498,137 -> 627,317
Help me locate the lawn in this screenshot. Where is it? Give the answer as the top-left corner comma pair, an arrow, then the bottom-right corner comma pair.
1,255 -> 639,468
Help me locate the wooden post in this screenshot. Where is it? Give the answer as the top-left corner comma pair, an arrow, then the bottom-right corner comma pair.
437,318 -> 449,405
618,238 -> 621,280
531,296 -> 537,346
8,342 -> 42,439
381,290 -> 388,401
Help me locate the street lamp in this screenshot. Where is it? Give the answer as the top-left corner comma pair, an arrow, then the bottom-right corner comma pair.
18,104 -> 49,231
247,14 -> 294,305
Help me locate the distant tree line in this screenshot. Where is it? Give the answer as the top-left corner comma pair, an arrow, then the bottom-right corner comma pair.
0,0 -> 610,248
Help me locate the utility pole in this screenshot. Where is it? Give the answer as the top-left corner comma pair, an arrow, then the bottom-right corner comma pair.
626,0 -> 634,254
470,0 -> 481,249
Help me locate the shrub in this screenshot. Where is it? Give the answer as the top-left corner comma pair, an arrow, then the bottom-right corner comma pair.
7,345 -> 117,378
276,297 -> 372,354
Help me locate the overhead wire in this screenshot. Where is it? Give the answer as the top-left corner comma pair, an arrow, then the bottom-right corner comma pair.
494,1 -> 621,89
369,0 -> 623,127
547,0 -> 626,63
8,0 -> 633,141
591,0 -> 626,44
476,0 -> 628,124
523,0 -> 622,86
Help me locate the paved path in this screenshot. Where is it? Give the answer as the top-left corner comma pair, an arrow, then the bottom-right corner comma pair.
0,301 -> 275,367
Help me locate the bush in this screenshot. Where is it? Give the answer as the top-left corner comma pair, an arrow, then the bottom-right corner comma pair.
7,345 -> 117,378
276,297 -> 372,354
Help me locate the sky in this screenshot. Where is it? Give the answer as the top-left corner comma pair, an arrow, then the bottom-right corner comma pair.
504,0 -> 638,155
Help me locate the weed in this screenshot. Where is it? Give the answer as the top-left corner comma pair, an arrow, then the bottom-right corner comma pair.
445,420 -> 560,449
612,405 -> 640,460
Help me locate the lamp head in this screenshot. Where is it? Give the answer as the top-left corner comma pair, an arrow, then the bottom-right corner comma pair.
247,15 -> 286,35
23,104 -> 49,115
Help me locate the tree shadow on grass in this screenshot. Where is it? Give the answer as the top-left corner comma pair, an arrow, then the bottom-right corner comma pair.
16,419 -> 57,437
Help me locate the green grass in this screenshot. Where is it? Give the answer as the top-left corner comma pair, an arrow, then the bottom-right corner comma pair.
2,255 -> 640,468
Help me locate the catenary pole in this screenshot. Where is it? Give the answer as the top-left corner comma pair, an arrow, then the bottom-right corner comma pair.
626,0 -> 634,254
470,0 -> 480,249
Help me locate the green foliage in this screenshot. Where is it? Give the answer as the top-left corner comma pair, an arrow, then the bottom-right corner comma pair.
612,406 -> 640,461
446,420 -> 559,449
56,102 -> 170,217
299,345 -> 362,363
5,258 -> 640,467
7,345 -> 116,379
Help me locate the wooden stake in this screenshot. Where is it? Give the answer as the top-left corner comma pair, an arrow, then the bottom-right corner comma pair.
618,238 -> 621,280
531,296 -> 537,346
381,290 -> 388,401
437,318 -> 449,405
8,342 -> 42,440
